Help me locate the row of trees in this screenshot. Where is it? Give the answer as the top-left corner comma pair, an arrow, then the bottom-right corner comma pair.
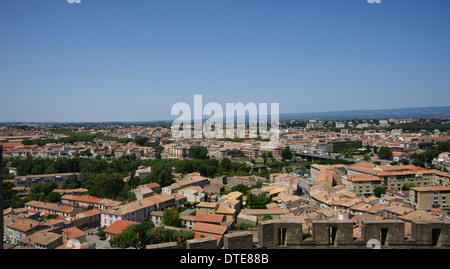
8,154 -> 147,177
2,181 -> 61,208
108,220 -> 195,249
4,153 -> 291,207
410,141 -> 450,168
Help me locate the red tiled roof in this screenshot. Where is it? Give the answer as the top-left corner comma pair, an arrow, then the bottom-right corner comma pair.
194,213 -> 224,224
61,194 -> 104,204
192,222 -> 227,236
103,220 -> 139,235
62,227 -> 86,241
9,219 -> 40,232
0,142 -> 24,148
193,233 -> 221,246
411,186 -> 450,192
348,175 -> 381,182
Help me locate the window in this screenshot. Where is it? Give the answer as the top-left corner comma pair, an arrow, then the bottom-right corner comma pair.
329,227 -> 338,246
278,228 -> 287,246
380,228 -> 389,246
432,229 -> 441,247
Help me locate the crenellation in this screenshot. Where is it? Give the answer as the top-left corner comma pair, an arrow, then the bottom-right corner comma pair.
258,219 -> 450,249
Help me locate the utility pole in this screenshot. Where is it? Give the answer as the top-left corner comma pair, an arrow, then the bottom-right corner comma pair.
0,145 -> 3,249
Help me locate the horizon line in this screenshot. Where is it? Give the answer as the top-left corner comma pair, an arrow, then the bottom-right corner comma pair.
1,105 -> 449,124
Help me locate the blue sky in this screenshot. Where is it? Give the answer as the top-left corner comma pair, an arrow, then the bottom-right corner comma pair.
1,0 -> 449,122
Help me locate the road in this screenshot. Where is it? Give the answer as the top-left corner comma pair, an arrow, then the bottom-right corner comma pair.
293,151 -> 359,164
292,172 -> 313,197
84,228 -> 111,249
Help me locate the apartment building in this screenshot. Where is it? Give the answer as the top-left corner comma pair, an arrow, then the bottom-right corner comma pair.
410,186 -> 450,211
19,231 -> 63,249
241,146 -> 259,159
347,164 -> 444,191
100,198 -> 157,227
208,147 -> 242,160
61,194 -> 123,210
177,187 -> 206,203
70,209 -> 102,230
343,175 -> 382,198
146,193 -> 177,211
162,175 -> 209,195
24,200 -> 83,217
3,217 -> 42,245
169,145 -> 190,158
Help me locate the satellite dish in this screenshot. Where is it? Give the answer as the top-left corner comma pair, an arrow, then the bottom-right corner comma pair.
366,239 -> 381,249
66,239 -> 81,249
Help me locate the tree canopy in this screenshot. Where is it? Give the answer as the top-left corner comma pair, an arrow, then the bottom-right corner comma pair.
188,146 -> 208,159
377,146 -> 393,160
108,220 -> 194,249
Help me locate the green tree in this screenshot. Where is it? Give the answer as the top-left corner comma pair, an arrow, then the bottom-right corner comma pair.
45,192 -> 61,203
96,226 -> 106,240
377,147 -> 393,160
142,162 -> 173,187
219,158 -> 232,172
281,147 -> 293,160
238,223 -> 255,230
232,184 -> 251,195
262,152 -> 268,165
399,159 -> 410,165
246,193 -> 272,209
402,183 -> 418,191
29,183 -> 58,201
109,220 -> 194,249
134,136 -> 149,146
162,208 -> 181,227
87,173 -> 124,199
188,146 -> 208,159
63,174 -> 83,189
109,229 -> 140,249
373,186 -> 386,198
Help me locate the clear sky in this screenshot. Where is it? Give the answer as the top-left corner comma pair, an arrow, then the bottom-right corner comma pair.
1,0 -> 449,122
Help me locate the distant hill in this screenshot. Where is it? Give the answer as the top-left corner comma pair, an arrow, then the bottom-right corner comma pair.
2,106 -> 449,125
279,106 -> 450,121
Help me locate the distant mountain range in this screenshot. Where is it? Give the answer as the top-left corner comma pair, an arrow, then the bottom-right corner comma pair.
2,106 -> 450,125
278,106 -> 450,121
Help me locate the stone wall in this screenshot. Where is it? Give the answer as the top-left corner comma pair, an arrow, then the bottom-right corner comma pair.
186,237 -> 218,249
236,213 -> 258,228
361,220 -> 405,247
311,220 -> 354,246
146,242 -> 179,249
258,219 -> 450,249
257,219 -> 303,249
410,220 -> 450,247
223,232 -> 253,249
